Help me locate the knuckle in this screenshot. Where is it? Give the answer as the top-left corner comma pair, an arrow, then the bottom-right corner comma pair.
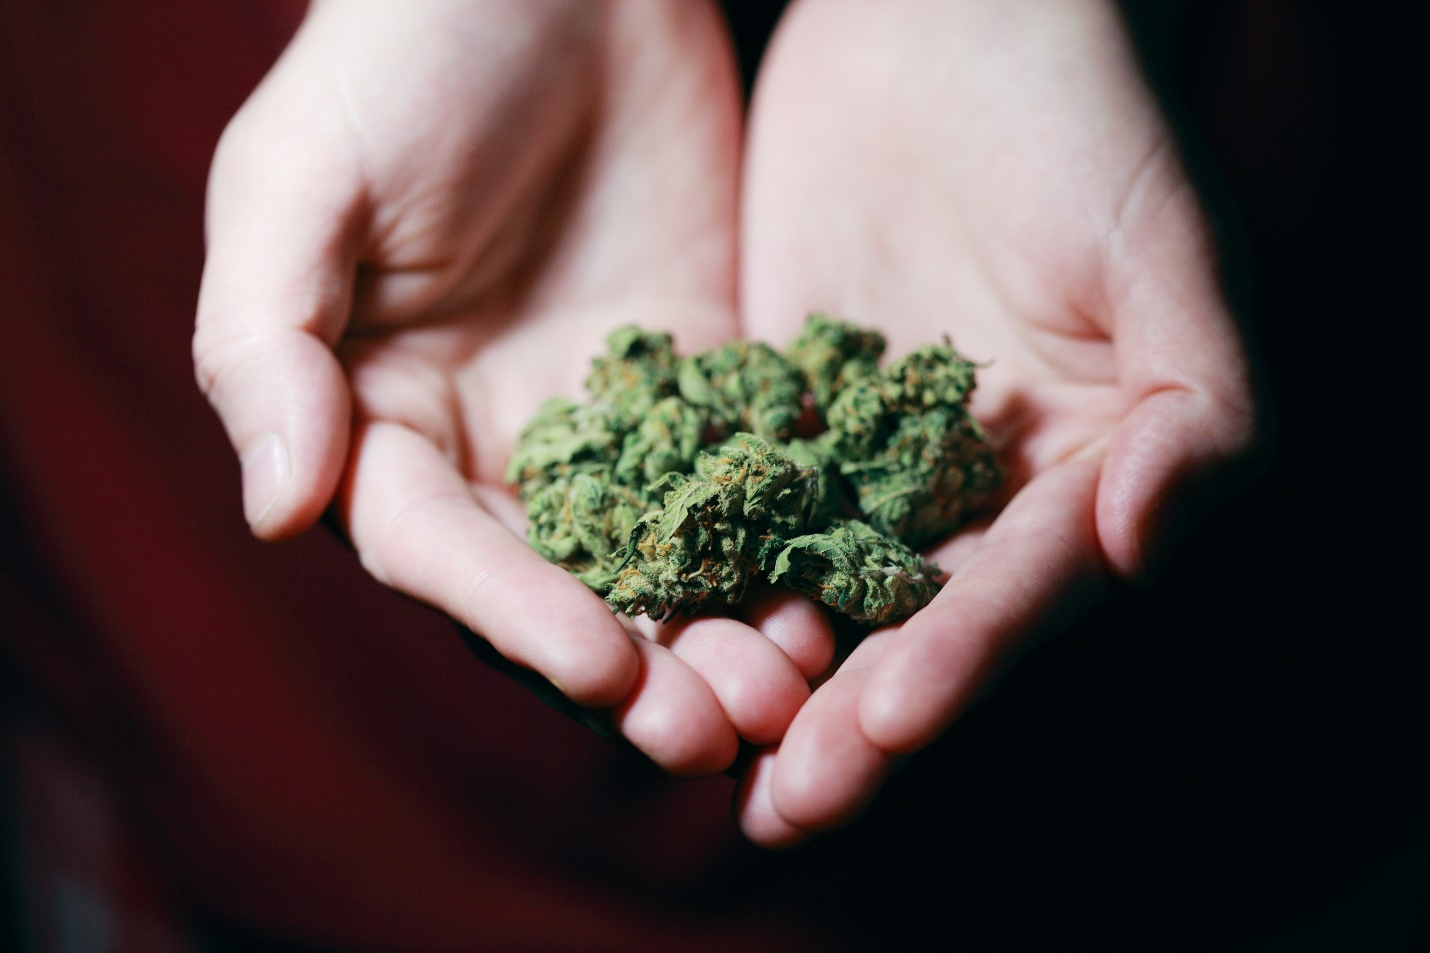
191,331 -> 259,409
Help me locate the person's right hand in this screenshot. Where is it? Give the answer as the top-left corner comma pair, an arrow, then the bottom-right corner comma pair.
731,0 -> 1264,845
194,0 -> 816,776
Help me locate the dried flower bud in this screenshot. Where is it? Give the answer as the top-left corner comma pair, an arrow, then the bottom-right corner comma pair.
504,397 -> 621,499
770,519 -> 942,626
824,342 -> 977,451
614,395 -> 707,488
606,434 -> 818,620
840,407 -> 1002,549
586,326 -> 680,427
784,312 -> 886,413
782,433 -> 853,528
526,472 -> 653,590
676,340 -> 804,441
825,341 -> 1001,548
880,342 -> 979,411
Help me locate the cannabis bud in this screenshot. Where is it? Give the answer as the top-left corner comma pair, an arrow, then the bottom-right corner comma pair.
507,314 -> 1002,626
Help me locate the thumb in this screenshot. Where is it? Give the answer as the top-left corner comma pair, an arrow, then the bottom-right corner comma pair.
1098,165 -> 1266,577
194,102 -> 363,539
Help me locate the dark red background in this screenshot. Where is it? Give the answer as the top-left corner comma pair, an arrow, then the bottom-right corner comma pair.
3,1 -> 1425,948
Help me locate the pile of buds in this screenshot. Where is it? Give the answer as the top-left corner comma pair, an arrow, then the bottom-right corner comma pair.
506,315 -> 1001,625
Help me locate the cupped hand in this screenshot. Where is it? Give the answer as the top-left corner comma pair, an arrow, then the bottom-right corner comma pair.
735,0 -> 1264,844
194,0 -> 811,775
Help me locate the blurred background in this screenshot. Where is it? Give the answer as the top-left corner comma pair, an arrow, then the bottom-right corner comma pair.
2,0 -> 1425,950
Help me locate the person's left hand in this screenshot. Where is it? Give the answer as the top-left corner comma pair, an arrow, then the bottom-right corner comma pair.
194,0 -> 817,779
732,0 -> 1264,846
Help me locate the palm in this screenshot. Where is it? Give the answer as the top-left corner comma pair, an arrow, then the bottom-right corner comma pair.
734,0 -> 1259,843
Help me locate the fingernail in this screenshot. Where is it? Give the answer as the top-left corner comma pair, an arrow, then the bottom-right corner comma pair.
241,434 -> 289,529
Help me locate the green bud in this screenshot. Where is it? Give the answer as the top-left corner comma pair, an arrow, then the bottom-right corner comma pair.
770,519 -> 942,626
840,407 -> 1002,549
606,435 -> 818,620
505,397 -> 621,500
676,340 -> 804,441
614,395 -> 707,488
782,433 -> 853,529
586,325 -> 680,428
784,312 -> 886,413
526,472 -> 653,591
825,338 -> 1001,549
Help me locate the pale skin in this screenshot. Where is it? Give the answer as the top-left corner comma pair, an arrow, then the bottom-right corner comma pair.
735,0 -> 1260,845
196,0 -> 1260,845
195,0 -> 817,777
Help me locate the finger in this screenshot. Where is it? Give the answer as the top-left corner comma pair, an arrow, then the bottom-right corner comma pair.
656,616 -> 809,746
193,96 -> 365,539
478,481 -> 743,772
926,518 -> 992,579
732,748 -> 810,849
739,587 -> 836,682
767,633 -> 896,832
1099,164 -> 1265,576
860,458 -> 1105,754
470,482 -> 529,536
340,419 -> 639,708
608,637 -> 740,778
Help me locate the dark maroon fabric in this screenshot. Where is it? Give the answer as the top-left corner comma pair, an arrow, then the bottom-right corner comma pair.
0,3 -> 832,949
